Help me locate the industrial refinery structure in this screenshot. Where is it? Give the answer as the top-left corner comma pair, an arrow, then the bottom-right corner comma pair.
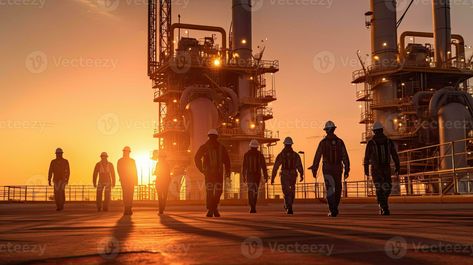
354,0 -> 473,194
147,0 -> 280,199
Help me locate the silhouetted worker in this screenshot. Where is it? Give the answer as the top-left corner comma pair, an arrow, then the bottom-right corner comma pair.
93,152 -> 116,212
309,121 -> 350,217
194,129 -> 231,217
271,137 -> 304,214
364,122 -> 400,216
48,148 -> 70,211
155,152 -> 172,215
117,146 -> 138,216
242,139 -> 269,213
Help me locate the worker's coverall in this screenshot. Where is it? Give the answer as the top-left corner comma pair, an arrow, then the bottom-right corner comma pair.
242,148 -> 269,209
271,147 -> 304,210
48,158 -> 70,210
311,134 -> 350,215
93,161 -> 116,211
117,157 -> 138,212
155,160 -> 172,213
364,133 -> 400,211
194,139 -> 231,212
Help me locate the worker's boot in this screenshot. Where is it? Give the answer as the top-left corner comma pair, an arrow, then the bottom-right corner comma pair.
287,206 -> 293,215
206,210 -> 213,217
213,208 -> 221,217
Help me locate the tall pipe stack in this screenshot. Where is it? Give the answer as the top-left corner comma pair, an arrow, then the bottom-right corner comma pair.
432,0 -> 452,67
370,0 -> 398,133
232,0 -> 254,162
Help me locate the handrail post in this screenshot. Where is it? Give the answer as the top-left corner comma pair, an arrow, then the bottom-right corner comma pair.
452,141 -> 458,194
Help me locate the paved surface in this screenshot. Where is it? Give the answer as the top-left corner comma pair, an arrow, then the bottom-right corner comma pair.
0,202 -> 473,265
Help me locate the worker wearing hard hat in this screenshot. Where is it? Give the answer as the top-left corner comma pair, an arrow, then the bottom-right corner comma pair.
309,121 -> 350,217
155,152 -> 172,215
117,146 -> 138,215
271,137 -> 304,214
93,152 -> 116,212
194,129 -> 231,217
364,121 -> 400,216
242,139 -> 269,213
48,148 -> 70,211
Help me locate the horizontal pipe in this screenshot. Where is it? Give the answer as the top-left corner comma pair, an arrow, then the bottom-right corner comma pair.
399,31 -> 465,62
170,23 -> 227,61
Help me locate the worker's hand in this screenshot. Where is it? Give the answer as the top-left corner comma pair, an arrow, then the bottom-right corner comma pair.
93,183 -> 97,188
271,179 -> 275,185
264,178 -> 268,183
48,181 -> 51,187
344,172 -> 349,180
299,176 -> 304,183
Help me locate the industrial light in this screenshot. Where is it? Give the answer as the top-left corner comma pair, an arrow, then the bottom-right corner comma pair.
173,99 -> 178,103
241,39 -> 247,44
187,149 -> 191,153
383,42 -> 388,47
173,142 -> 177,146
382,77 -> 387,82
374,55 -> 380,61
235,118 -> 240,123
173,118 -> 178,122
250,123 -> 256,129
213,58 -> 222,67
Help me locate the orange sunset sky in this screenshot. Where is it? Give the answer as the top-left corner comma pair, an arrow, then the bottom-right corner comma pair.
1,0 -> 472,185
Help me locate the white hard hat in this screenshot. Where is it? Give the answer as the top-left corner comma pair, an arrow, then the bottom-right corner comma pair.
283,137 -> 294,145
208,129 -> 219,136
123,146 -> 131,152
249,139 -> 259,148
100,152 -> 108,157
372,121 -> 384,131
324,121 -> 337,130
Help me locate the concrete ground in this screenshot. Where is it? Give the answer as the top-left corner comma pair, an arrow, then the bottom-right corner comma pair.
0,202 -> 472,265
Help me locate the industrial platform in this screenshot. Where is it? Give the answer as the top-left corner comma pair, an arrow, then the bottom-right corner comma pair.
1,202 -> 472,265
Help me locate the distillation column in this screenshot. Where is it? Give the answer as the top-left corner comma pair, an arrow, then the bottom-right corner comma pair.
432,0 -> 452,67
370,0 -> 398,133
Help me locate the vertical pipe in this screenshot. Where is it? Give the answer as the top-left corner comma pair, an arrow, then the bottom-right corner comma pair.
370,0 -> 398,133
432,0 -> 451,67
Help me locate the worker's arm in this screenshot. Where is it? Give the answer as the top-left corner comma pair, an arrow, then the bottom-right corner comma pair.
92,163 -> 99,187
194,145 -> 206,174
389,140 -> 401,175
363,141 -> 371,176
271,154 -> 282,184
310,141 -> 324,178
241,153 -> 248,183
260,153 -> 269,182
48,160 -> 54,186
296,153 -> 304,182
222,146 -> 231,179
341,140 -> 350,178
65,160 -> 70,184
110,163 -> 116,187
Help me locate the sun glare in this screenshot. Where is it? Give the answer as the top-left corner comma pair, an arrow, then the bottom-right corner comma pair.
133,151 -> 156,185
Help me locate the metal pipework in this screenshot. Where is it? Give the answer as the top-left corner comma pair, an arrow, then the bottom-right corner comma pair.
170,23 -> 227,61
232,0 -> 252,60
370,0 -> 398,67
400,31 -> 465,62
432,0 -> 452,67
